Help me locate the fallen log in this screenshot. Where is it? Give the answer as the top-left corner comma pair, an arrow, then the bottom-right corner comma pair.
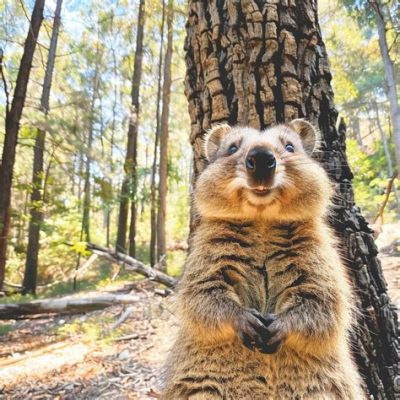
0,294 -> 140,319
86,243 -> 178,289
0,245 -> 178,319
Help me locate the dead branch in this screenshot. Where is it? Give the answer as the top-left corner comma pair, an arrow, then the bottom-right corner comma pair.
0,48 -> 10,113
86,243 -> 178,289
373,172 -> 398,224
115,333 -> 139,341
0,293 -> 140,320
2,281 -> 22,290
110,305 -> 134,330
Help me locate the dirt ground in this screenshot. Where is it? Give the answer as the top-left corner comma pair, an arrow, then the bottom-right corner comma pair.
0,234 -> 399,399
0,281 -> 178,399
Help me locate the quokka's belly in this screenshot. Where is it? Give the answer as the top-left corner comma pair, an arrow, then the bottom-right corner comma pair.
162,337 -> 274,399
163,338 -> 364,400
270,348 -> 364,400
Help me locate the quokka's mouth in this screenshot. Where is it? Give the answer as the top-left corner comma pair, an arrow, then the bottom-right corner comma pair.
251,186 -> 272,196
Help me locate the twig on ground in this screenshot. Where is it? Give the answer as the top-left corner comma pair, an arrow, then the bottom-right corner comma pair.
111,306 -> 134,330
115,333 -> 140,341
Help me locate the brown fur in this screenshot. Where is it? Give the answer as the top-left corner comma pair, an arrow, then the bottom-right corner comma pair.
161,121 -> 365,399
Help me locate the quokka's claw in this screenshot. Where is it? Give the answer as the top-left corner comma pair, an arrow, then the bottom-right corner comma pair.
235,309 -> 282,354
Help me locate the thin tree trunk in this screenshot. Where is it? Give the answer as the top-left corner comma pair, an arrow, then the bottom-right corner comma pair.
16,189 -> 29,249
150,0 -> 165,267
0,0 -> 45,288
71,153 -> 77,196
370,0 -> 400,176
82,42 -> 102,243
185,1 -> 400,398
373,100 -> 400,208
156,0 -> 173,269
23,0 -> 63,295
116,0 -> 146,256
77,150 -> 84,200
82,123 -> 93,242
353,116 -> 364,149
106,47 -> 118,248
374,101 -> 394,176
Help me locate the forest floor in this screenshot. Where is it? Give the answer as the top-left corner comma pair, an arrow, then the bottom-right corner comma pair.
0,226 -> 399,400
0,280 -> 178,399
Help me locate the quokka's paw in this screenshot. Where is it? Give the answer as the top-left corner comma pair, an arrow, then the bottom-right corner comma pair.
234,308 -> 283,354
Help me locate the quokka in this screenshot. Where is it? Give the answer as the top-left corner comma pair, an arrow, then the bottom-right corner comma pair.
161,120 -> 365,400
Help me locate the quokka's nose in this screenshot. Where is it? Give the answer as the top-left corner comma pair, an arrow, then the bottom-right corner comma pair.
246,147 -> 276,181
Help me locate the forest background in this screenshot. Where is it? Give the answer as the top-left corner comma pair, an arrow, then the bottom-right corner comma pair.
0,0 -> 399,298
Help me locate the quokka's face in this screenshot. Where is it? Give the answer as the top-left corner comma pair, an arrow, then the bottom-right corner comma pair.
195,120 -> 332,221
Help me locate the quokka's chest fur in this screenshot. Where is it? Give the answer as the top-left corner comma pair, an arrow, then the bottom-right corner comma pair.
188,219 -> 322,316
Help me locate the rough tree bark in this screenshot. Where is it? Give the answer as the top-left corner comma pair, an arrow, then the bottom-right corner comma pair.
156,0 -> 174,269
23,0 -> 63,295
116,0 -> 146,256
184,1 -> 400,399
369,0 -> 400,176
150,0 -> 165,267
0,0 -> 45,288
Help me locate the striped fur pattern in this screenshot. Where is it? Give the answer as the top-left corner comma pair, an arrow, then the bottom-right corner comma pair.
161,121 -> 365,399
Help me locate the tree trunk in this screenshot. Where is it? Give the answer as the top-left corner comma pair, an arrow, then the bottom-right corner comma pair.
156,0 -> 174,269
374,101 -> 393,174
16,188 -> 29,249
0,0 -> 45,288
77,149 -> 84,200
23,0 -> 63,295
149,1 -> 165,267
116,0 -> 146,256
370,0 -> 400,176
373,101 -> 400,209
82,124 -> 93,242
184,1 -> 400,399
106,48 -> 119,248
82,42 -> 102,243
353,116 -> 364,150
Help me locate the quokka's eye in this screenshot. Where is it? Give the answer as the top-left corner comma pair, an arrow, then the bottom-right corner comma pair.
285,143 -> 295,153
227,144 -> 238,155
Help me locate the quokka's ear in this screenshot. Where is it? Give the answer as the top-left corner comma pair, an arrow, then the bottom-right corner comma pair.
288,119 -> 319,155
203,124 -> 231,162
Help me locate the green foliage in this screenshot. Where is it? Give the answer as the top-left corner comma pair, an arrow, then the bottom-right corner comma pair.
320,0 -> 399,221
346,139 -> 398,220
